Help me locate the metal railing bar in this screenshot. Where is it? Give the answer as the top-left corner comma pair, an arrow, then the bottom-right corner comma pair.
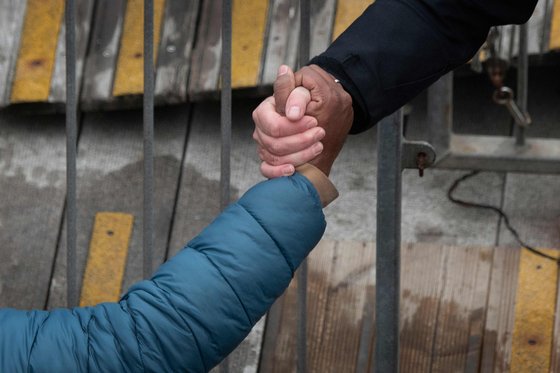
374,110 -> 403,373
515,23 -> 528,147
220,0 -> 232,213
65,0 -> 78,308
143,0 -> 155,278
219,1 -> 232,371
297,0 -> 310,372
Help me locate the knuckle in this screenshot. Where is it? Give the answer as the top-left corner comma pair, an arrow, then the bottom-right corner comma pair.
267,153 -> 282,166
268,122 -> 281,137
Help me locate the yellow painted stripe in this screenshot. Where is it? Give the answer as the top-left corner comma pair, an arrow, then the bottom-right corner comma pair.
510,248 -> 558,372
232,0 -> 269,88
332,0 -> 372,41
112,0 -> 166,96
10,0 -> 64,103
550,0 -> 560,50
80,212 -> 134,307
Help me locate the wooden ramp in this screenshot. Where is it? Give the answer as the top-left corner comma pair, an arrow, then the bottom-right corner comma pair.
2,0 -> 560,109
260,240 -> 560,372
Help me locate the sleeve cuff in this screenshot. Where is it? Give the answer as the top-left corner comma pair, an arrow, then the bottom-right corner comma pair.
296,163 -> 339,208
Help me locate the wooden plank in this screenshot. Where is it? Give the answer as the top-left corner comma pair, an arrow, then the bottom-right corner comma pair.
265,241 -> 373,372
188,0 -> 221,97
154,0 -> 200,104
261,0 -> 336,85
10,0 -> 64,103
0,110 -> 67,309
112,0 -> 166,97
49,0 -> 95,103
551,256 -> 560,373
550,0 -> 560,50
261,0 -> 299,85
79,212 -> 134,307
47,105 -> 189,308
81,0 -> 126,108
332,0 -> 371,41
310,240 -> 375,372
431,245 -> 493,372
399,243 -> 448,372
510,248 -> 558,373
0,0 -> 27,107
480,247 -> 521,373
231,0 -> 269,88
310,0 -> 337,57
261,242 -> 494,372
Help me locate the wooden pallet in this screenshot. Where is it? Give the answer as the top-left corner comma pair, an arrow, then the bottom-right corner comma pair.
2,0 -> 559,110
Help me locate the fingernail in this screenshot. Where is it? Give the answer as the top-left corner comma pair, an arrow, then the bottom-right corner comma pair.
314,128 -> 325,141
288,106 -> 300,118
278,65 -> 289,76
313,142 -> 324,155
283,165 -> 295,176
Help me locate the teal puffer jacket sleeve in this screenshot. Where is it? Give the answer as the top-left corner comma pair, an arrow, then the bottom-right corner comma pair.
0,173 -> 326,372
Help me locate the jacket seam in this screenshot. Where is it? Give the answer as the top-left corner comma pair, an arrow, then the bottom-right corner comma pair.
26,311 -> 51,373
238,203 -> 295,275
150,281 -> 208,373
122,300 -> 147,373
86,314 -> 95,373
198,250 -> 253,325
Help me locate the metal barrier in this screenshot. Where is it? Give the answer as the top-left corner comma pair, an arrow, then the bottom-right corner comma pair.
61,0 -> 433,371
63,1 -> 550,372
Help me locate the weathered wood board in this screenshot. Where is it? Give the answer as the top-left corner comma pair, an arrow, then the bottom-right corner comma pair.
260,242 -> 496,372
0,110 -> 67,309
48,0 -> 95,104
81,0 -> 126,108
47,105 -> 189,308
0,0 -> 27,107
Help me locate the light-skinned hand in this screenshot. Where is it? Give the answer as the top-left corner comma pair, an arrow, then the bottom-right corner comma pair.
252,64 -> 353,178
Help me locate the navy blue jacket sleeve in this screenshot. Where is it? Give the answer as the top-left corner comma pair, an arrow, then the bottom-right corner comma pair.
0,173 -> 326,373
310,0 -> 538,133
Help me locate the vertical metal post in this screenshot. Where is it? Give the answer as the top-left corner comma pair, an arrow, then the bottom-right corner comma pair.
143,0 -> 155,278
220,1 -> 232,372
65,0 -> 78,308
427,72 -> 453,155
221,0 -> 232,212
297,0 -> 310,372
515,23 -> 528,146
374,110 -> 403,373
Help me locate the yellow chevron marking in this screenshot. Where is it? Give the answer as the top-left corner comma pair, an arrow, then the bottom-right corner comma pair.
332,0 -> 372,41
10,0 -> 64,103
80,212 -> 134,307
112,0 -> 166,96
510,248 -> 558,372
550,0 -> 560,50
232,0 -> 269,88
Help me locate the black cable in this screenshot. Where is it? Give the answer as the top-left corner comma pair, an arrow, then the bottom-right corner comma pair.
447,170 -> 560,264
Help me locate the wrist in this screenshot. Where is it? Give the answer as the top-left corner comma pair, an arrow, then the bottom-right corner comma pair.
296,163 -> 338,207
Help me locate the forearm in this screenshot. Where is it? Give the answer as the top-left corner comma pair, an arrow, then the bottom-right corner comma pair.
311,0 -> 538,133
0,168 -> 336,373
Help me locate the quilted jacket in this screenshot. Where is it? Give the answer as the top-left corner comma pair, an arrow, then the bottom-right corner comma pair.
0,173 -> 327,372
